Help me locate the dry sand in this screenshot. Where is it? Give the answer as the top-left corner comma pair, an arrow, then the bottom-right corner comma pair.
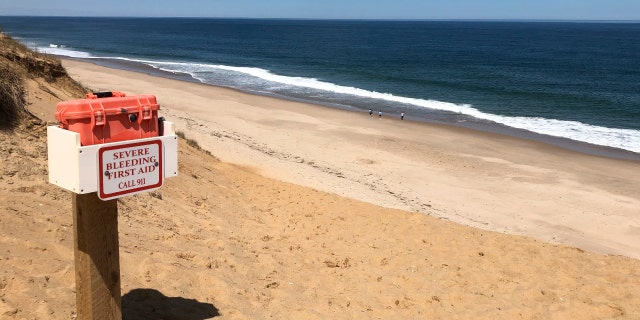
0,59 -> 639,319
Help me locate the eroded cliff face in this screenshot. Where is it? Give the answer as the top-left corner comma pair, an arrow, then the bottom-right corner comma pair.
0,32 -> 86,129
0,33 -> 68,80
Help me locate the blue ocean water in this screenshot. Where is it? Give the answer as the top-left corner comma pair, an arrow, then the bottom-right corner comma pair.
1,17 -> 639,156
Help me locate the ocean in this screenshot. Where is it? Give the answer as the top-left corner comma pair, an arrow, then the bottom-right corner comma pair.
1,17 -> 639,158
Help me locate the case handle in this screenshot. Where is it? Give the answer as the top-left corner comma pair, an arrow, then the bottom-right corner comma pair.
86,91 -> 126,99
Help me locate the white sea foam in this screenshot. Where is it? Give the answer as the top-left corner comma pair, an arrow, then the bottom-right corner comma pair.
44,54 -> 640,154
165,62 -> 640,154
35,45 -> 93,58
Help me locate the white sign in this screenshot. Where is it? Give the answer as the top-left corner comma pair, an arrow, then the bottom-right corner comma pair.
98,140 -> 163,200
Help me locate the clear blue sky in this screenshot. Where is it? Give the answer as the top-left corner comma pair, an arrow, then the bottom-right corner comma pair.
1,0 -> 639,20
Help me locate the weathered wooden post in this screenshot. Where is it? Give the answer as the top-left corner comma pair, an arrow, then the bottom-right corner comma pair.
73,194 -> 121,319
47,92 -> 178,320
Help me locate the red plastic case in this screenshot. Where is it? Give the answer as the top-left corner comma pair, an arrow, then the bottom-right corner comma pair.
55,92 -> 160,146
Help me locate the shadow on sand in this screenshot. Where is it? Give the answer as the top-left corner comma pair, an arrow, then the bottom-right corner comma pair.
122,288 -> 219,320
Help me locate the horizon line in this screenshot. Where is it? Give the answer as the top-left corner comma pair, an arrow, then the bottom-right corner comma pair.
0,15 -> 639,23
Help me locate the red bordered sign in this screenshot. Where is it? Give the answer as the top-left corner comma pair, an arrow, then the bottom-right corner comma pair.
98,140 -> 163,200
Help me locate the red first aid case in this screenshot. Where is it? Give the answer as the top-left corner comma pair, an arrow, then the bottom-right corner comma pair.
55,92 -> 160,146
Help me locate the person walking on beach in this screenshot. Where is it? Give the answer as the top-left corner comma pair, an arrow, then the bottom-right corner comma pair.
369,109 -> 373,117
401,112 -> 405,120
378,111 -> 382,118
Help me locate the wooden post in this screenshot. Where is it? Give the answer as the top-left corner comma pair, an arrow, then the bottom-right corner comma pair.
73,193 -> 122,320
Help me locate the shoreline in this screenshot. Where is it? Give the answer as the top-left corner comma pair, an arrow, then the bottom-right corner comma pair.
59,58 -> 640,260
70,57 -> 640,162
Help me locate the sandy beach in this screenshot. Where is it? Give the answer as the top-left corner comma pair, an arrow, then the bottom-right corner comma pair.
2,56 -> 640,319
59,59 -> 640,259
